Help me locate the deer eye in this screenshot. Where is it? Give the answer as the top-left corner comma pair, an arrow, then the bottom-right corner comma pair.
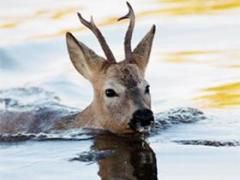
105,89 -> 118,97
145,85 -> 150,94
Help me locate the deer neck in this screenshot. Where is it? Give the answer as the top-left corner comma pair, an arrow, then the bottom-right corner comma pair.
75,101 -> 103,129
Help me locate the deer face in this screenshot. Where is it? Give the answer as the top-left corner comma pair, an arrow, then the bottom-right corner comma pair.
66,2 -> 155,133
95,62 -> 153,133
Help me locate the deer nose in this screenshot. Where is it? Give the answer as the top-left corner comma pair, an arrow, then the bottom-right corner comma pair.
129,109 -> 154,132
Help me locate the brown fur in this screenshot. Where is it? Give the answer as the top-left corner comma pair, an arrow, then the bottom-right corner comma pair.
64,29 -> 155,133
60,7 -> 156,133
0,5 -> 155,134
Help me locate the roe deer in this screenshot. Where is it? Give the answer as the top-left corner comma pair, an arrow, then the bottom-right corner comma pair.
0,2 -> 155,134
63,2 -> 156,133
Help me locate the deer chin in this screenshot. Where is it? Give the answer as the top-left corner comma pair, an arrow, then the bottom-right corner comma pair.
136,125 -> 152,133
128,121 -> 154,133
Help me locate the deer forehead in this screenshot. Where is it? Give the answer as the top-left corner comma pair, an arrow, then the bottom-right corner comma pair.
103,63 -> 146,90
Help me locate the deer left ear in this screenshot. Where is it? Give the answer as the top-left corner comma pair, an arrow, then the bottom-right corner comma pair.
132,25 -> 156,73
66,32 -> 106,81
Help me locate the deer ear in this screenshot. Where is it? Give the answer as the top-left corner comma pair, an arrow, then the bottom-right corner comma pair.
66,32 -> 106,80
131,25 -> 156,73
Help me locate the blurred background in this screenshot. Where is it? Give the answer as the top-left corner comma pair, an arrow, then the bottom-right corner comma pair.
0,0 -> 240,112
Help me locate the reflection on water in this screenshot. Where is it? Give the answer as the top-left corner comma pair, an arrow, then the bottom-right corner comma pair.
0,6 -> 82,29
29,16 -> 118,40
162,50 -> 240,65
149,0 -> 240,16
162,50 -> 218,63
159,49 -> 240,109
196,82 -> 240,108
0,22 -> 18,29
1,0 -> 240,41
71,134 -> 157,180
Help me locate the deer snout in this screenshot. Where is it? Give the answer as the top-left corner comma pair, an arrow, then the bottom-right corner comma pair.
129,109 -> 154,132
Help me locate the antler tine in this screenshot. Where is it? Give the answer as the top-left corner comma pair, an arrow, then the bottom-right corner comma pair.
118,2 -> 135,60
77,13 -> 116,63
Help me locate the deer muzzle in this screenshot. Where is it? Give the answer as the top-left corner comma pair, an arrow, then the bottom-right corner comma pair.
129,109 -> 154,132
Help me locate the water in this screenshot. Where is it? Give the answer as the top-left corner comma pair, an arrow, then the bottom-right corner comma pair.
0,0 -> 240,179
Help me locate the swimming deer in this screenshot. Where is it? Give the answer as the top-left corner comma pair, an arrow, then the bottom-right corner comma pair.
62,2 -> 155,133
0,2 -> 155,134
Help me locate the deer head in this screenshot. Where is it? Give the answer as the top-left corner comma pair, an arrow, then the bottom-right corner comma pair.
66,2 -> 156,133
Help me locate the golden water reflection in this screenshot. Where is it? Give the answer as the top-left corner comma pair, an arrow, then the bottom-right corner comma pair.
196,82 -> 240,108
162,50 -> 240,67
162,50 -> 218,63
27,16 -> 117,40
1,0 -> 240,40
0,22 -> 18,29
152,0 -> 240,16
0,6 -> 81,29
162,50 -> 240,109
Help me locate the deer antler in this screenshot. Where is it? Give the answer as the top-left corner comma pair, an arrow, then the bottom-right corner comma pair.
77,13 -> 116,63
118,2 -> 135,60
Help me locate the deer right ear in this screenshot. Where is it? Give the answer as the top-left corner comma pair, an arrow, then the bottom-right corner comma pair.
131,25 -> 156,74
66,32 -> 106,80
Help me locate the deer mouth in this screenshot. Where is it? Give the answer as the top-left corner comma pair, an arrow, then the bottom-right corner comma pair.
128,117 -> 154,133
